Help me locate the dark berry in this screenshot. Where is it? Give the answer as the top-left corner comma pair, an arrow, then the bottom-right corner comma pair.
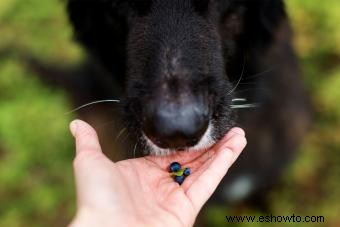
169,162 -> 181,172
174,175 -> 185,185
183,168 -> 191,176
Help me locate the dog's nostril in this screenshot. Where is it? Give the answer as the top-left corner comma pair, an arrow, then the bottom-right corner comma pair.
143,101 -> 209,150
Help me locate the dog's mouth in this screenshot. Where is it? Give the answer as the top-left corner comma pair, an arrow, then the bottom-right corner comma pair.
142,122 -> 215,156
124,78 -> 236,156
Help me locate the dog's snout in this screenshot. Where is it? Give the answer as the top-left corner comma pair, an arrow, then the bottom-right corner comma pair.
143,100 -> 209,150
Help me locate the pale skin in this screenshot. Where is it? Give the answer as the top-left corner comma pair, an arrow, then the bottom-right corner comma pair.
69,120 -> 247,227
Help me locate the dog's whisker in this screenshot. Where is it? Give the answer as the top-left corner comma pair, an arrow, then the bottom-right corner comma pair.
232,98 -> 247,102
239,82 -> 259,85
114,127 -> 127,143
233,87 -> 269,94
228,57 -> 246,95
230,103 -> 259,109
241,66 -> 277,82
65,99 -> 121,115
121,131 -> 131,144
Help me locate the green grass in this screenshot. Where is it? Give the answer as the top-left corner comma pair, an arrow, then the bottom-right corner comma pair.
0,0 -> 80,226
0,0 -> 339,226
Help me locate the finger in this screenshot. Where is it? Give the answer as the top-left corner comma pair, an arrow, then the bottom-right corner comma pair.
218,128 -> 246,163
186,131 -> 247,212
146,128 -> 245,170
181,128 -> 245,188
70,120 -> 114,208
226,127 -> 245,139
213,127 -> 245,151
70,119 -> 110,175
70,119 -> 103,155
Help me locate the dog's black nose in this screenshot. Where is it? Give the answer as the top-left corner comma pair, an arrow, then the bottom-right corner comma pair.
143,101 -> 209,150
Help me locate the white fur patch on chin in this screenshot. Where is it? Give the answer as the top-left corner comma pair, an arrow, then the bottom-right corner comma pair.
143,123 -> 215,156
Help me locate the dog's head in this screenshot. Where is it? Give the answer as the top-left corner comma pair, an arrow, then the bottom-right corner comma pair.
68,0 -> 285,155
125,0 -> 234,155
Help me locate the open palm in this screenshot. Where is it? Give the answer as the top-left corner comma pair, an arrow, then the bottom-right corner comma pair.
69,120 -> 246,227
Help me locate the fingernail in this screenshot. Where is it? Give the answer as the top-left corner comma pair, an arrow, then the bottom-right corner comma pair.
70,120 -> 78,137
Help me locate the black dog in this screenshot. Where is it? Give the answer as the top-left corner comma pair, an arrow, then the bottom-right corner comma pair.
67,0 -> 310,203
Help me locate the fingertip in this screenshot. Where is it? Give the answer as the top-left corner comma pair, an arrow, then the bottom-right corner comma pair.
215,128 -> 247,157
70,119 -> 96,138
69,120 -> 102,155
186,130 -> 246,211
216,128 -> 245,148
224,132 -> 247,150
220,133 -> 247,164
70,120 -> 80,137
237,136 -> 247,151
231,127 -> 245,137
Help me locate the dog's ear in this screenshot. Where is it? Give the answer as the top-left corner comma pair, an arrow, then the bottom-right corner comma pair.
244,0 -> 286,48
67,0 -> 128,81
67,0 -> 128,50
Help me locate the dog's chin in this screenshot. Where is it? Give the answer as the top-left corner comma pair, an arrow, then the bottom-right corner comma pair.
143,123 -> 215,156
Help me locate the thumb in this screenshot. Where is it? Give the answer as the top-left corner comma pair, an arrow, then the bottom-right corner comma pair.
70,119 -> 112,173
70,120 -> 113,208
70,119 -> 103,156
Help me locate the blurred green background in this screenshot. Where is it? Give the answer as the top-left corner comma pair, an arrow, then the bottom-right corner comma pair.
0,0 -> 339,226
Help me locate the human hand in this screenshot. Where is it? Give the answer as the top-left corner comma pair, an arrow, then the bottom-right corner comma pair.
68,120 -> 246,227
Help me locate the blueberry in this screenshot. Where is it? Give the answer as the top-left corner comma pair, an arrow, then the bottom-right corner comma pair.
174,175 -> 185,185
169,162 -> 181,172
183,168 -> 191,176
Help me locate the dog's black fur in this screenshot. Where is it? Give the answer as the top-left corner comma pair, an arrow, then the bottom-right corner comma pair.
66,0 -> 311,203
